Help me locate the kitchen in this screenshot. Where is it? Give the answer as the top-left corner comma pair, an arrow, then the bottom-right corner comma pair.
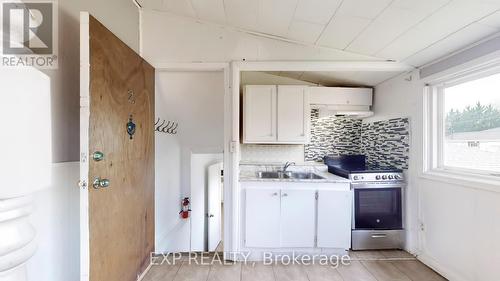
238,70 -> 409,259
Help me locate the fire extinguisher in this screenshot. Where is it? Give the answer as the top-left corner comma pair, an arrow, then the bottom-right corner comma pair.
179,197 -> 191,219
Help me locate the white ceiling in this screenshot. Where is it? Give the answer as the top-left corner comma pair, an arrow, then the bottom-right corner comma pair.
139,0 -> 500,67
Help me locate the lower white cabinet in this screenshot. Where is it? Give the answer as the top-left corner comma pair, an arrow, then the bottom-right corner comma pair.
243,182 -> 351,249
280,189 -> 316,247
245,187 -> 281,248
317,189 -> 352,249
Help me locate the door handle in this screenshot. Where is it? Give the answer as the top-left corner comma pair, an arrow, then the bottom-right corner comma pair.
93,177 -> 110,189
209,214 -> 214,218
371,234 -> 387,238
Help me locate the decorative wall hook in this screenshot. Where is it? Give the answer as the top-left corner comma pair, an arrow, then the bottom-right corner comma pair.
154,117 -> 178,134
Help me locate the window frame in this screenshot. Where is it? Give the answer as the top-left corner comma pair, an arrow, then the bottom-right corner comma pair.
423,62 -> 500,188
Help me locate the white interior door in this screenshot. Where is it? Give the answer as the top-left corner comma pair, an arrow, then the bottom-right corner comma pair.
208,162 -> 223,251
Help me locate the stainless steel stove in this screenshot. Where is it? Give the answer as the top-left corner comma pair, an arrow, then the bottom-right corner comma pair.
324,155 -> 405,250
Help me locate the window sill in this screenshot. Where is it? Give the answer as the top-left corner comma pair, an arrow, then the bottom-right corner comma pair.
420,169 -> 500,193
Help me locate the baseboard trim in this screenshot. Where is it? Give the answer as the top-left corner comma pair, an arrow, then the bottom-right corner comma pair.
417,253 -> 469,281
136,262 -> 152,281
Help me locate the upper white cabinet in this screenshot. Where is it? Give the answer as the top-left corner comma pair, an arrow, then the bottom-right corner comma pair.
243,85 -> 310,144
243,85 -> 277,143
277,86 -> 310,143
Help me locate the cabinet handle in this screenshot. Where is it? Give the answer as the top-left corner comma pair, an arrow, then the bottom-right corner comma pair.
282,193 -> 288,197
272,192 -> 278,196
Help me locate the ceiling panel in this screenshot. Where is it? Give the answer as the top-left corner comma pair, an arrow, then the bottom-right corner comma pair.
257,0 -> 298,36
190,0 -> 226,24
162,0 -> 196,17
338,0 -> 393,19
403,23 -> 498,67
287,20 -> 324,43
477,10 -> 500,28
318,15 -> 371,49
224,0 -> 259,30
294,0 -> 342,25
377,0 -> 500,61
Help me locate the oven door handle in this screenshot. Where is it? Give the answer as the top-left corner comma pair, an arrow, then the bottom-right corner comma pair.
351,182 -> 405,189
371,233 -> 388,238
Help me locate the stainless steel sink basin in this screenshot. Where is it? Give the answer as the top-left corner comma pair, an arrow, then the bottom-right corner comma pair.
286,172 -> 325,180
255,171 -> 325,180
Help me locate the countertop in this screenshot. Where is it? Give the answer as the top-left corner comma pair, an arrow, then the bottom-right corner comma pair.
239,162 -> 350,183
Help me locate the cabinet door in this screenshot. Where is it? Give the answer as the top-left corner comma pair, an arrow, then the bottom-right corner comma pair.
243,85 -> 277,143
245,187 -> 281,247
277,86 -> 310,143
317,189 -> 352,249
280,189 -> 316,247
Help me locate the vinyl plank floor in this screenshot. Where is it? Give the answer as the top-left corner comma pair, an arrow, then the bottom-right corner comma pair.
379,250 -> 415,259
207,262 -> 242,281
303,264 -> 344,281
350,251 -> 386,260
273,264 -> 309,281
391,261 -> 447,281
172,261 -> 211,281
361,261 -> 411,281
143,264 -> 181,281
241,262 -> 275,281
337,261 -> 378,281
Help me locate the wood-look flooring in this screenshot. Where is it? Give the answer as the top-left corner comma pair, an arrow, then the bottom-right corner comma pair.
142,250 -> 447,281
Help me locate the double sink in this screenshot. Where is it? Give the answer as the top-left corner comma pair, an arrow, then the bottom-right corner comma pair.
256,171 -> 325,180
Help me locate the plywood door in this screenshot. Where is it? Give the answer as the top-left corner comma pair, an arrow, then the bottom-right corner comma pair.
80,13 -> 155,281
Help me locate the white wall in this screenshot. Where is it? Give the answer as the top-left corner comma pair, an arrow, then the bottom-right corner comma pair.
371,69 -> 500,281
26,162 -> 80,281
155,72 -> 224,252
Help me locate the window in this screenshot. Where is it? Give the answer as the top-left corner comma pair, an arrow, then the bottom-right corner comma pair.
426,69 -> 500,178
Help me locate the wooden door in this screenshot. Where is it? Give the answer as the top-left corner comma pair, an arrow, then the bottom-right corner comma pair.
80,13 -> 155,281
277,86 -> 310,143
317,188 -> 352,249
243,85 -> 277,143
207,162 -> 223,251
280,189 -> 316,247
244,185 -> 281,247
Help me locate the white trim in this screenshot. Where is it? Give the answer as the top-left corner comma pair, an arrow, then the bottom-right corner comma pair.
417,254 -> 468,281
420,170 -> 500,193
79,11 -> 90,281
154,62 -> 229,72
136,262 -> 152,281
232,61 -> 413,72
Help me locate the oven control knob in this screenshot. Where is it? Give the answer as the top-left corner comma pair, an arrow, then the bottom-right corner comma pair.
388,175 -> 394,179
395,175 -> 401,179
375,175 -> 381,180
353,175 -> 359,180
382,175 -> 387,180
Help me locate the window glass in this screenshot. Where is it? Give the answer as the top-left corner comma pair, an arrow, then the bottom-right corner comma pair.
443,73 -> 500,173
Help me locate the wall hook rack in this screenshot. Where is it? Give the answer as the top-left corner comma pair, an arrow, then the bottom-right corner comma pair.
154,118 -> 178,134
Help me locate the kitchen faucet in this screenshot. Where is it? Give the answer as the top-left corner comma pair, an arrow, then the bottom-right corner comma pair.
282,161 -> 296,172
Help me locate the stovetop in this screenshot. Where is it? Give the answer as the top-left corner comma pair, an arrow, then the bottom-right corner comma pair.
324,155 -> 404,182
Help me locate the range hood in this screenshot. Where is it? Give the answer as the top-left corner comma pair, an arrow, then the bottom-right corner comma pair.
315,105 -> 374,119
308,86 -> 374,119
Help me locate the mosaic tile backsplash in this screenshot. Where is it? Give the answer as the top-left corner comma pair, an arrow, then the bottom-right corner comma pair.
305,109 -> 410,170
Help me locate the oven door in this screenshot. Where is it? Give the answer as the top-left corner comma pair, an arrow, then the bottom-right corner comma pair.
352,183 -> 403,230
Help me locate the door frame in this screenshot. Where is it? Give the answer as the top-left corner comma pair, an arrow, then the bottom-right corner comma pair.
229,60 -> 413,258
